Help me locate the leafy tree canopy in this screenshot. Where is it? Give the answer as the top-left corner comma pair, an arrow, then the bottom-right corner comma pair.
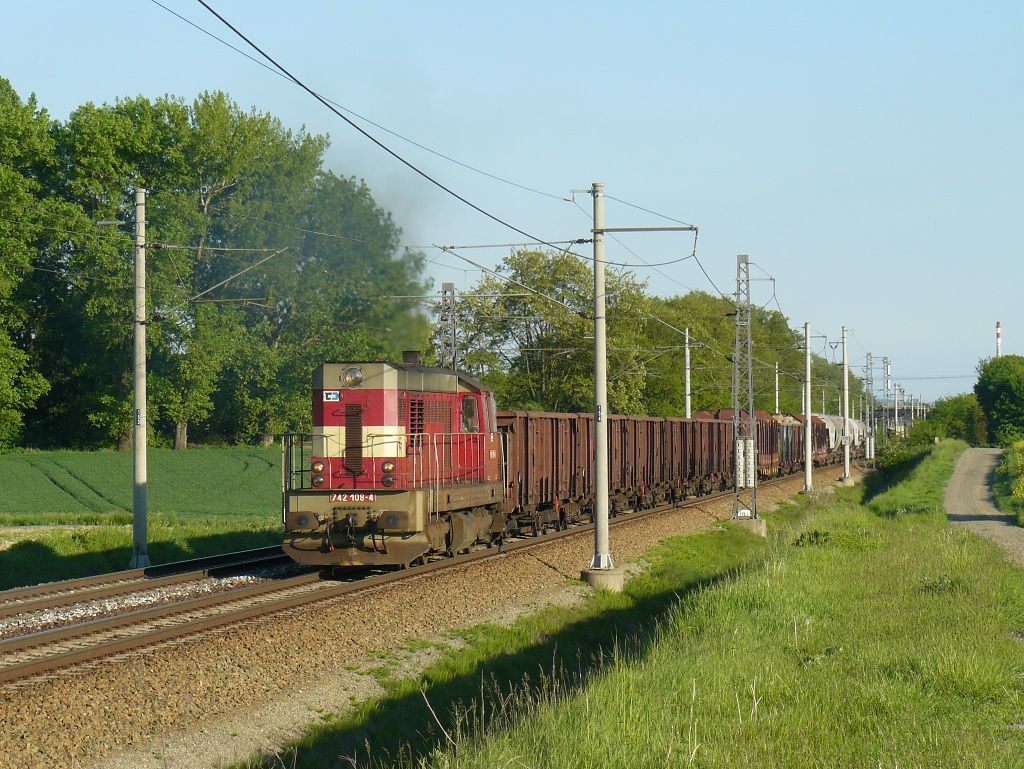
974,355 -> 1024,446
4,81 -> 430,448
0,80 -> 54,446
921,392 -> 987,446
438,248 -> 650,414
437,254 -> 863,416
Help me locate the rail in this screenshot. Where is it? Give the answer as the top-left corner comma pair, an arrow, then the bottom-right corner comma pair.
2,467 -> 836,688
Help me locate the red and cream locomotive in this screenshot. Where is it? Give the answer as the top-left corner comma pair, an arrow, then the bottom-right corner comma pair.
282,354 -> 506,567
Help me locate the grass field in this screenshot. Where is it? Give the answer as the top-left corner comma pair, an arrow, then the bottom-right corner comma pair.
245,440 -> 1024,769
0,447 -> 282,589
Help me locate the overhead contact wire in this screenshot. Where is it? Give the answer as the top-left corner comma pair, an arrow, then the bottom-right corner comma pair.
195,0 -> 578,257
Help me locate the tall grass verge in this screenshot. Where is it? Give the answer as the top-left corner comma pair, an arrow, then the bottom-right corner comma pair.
242,443 -> 1024,768
993,441 -> 1024,526
866,439 -> 967,517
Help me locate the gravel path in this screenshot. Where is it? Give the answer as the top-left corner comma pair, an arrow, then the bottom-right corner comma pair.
945,447 -> 1024,565
0,467 -> 853,769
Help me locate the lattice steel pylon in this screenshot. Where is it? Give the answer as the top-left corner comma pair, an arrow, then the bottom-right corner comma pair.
732,254 -> 757,518
439,282 -> 457,370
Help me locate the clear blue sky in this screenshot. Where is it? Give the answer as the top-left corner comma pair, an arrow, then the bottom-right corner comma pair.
6,1 -> 1022,401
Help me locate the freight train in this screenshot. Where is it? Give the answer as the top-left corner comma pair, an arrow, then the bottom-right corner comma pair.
281,356 -> 864,568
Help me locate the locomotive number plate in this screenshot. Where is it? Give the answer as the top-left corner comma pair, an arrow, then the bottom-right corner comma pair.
329,493 -> 377,502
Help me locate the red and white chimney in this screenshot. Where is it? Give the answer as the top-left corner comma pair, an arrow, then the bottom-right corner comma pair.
996,321 -> 1003,358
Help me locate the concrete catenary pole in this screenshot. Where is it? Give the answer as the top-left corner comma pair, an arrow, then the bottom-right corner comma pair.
841,326 -> 851,483
588,182 -> 613,574
865,351 -> 874,460
774,361 -> 779,414
804,322 -> 813,492
130,188 -> 150,568
684,327 -> 692,418
894,385 -> 901,436
880,358 -> 887,432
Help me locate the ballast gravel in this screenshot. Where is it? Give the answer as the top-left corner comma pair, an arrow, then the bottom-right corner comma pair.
0,572 -> 289,641
0,468 -> 854,769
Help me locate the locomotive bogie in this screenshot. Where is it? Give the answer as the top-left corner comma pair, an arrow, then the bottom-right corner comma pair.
283,484 -> 505,566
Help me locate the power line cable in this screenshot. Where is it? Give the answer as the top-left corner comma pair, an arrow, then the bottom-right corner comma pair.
570,197 -> 697,290
195,0 -> 580,255
152,0 -> 569,204
436,245 -> 586,318
605,195 -> 696,227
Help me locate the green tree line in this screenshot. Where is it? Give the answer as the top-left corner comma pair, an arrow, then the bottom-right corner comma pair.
2,80 -> 867,450
435,248 -> 864,417
903,356 -> 1024,448
0,80 -> 430,448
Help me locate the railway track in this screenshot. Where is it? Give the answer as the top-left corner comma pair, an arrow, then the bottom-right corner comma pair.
0,545 -> 289,621
0,471 -> 827,688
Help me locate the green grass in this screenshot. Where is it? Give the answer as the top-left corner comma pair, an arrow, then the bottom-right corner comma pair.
238,443 -> 1024,769
0,446 -> 280,520
993,441 -> 1024,526
865,439 -> 967,517
0,447 -> 282,589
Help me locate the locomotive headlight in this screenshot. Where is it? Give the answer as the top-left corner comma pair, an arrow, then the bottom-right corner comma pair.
342,367 -> 364,387
381,473 -> 396,487
312,474 -> 325,487
311,461 -> 325,473
381,461 -> 396,473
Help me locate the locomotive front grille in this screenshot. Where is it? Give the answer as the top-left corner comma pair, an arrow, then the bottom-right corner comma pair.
344,403 -> 365,475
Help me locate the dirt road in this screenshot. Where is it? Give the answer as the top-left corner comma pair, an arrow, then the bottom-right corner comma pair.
944,447 -> 1024,566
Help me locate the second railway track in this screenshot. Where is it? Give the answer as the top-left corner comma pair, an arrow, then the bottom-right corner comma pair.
0,470 -> 834,689
0,544 -> 289,620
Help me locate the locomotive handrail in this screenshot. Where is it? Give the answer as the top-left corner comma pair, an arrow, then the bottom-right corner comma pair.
283,430 -> 498,492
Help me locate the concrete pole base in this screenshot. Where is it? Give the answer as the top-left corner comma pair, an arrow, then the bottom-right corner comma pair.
839,476 -> 856,487
582,567 -> 625,592
733,517 -> 767,537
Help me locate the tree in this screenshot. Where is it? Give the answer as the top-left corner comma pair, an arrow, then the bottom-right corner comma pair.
21,97 -> 173,447
925,393 -> 987,446
974,355 -> 1024,445
206,169 -> 431,445
438,249 -> 650,414
0,79 -> 54,445
640,292 -> 861,417
17,89 -> 431,448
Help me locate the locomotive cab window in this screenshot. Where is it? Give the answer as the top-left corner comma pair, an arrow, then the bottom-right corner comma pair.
461,396 -> 479,433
